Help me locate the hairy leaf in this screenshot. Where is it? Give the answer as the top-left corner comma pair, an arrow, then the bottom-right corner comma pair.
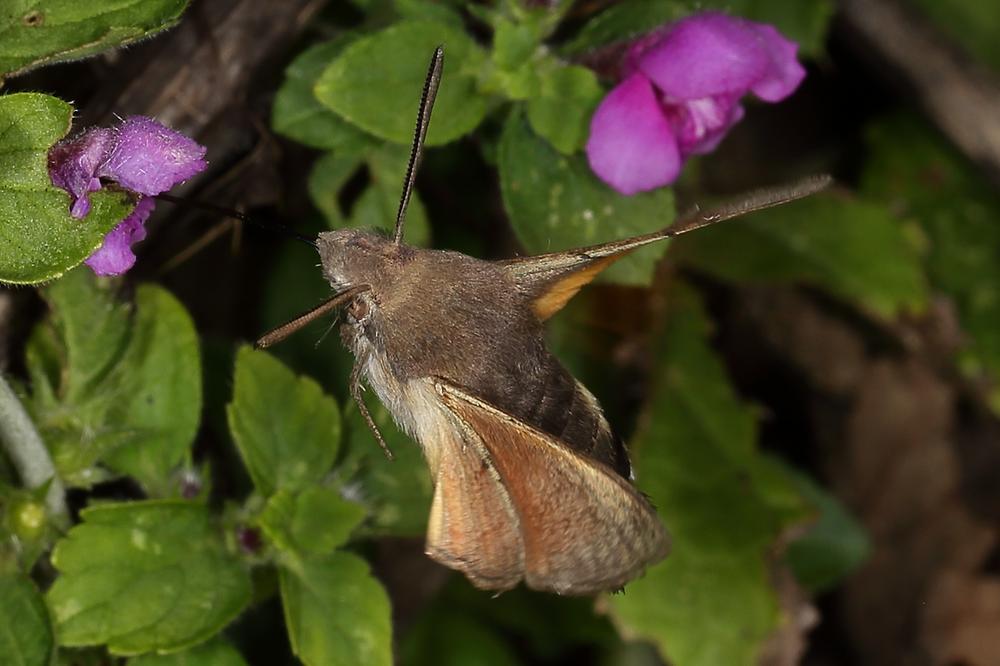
258,486 -> 366,555
27,272 -> 201,492
101,285 -> 202,489
280,552 -> 392,666
128,637 -> 248,666
0,575 -> 53,666
47,501 -> 251,655
0,0 -> 188,78
315,20 -> 487,146
228,347 -> 341,496
526,63 -> 603,155
272,37 -> 372,151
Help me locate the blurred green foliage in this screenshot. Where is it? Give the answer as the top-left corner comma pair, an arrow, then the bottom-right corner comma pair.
862,113 -> 1000,400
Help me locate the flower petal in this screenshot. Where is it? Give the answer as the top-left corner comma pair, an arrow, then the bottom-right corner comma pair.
665,95 -> 745,156
84,197 -> 155,276
48,128 -> 114,219
98,117 -> 207,196
637,12 -> 771,99
748,23 -> 806,102
586,73 -> 680,195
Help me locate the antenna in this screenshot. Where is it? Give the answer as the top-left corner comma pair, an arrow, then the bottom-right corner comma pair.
393,46 -> 444,245
255,285 -> 369,349
154,193 -> 317,248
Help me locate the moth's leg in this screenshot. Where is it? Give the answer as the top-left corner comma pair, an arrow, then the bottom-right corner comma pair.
350,356 -> 394,461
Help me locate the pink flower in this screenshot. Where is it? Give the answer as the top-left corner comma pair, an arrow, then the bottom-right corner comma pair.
586,12 -> 806,195
49,117 -> 207,275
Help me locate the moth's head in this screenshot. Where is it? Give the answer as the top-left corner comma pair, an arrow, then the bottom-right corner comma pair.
316,228 -> 412,293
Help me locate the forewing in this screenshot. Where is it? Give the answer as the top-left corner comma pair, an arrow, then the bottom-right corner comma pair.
434,379 -> 670,595
502,244 -> 653,321
501,175 -> 832,320
424,404 -> 525,592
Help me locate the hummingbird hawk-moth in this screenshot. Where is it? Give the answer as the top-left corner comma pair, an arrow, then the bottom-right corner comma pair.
257,48 -> 830,595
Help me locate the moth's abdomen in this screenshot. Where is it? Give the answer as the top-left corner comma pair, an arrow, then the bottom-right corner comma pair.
487,352 -> 631,479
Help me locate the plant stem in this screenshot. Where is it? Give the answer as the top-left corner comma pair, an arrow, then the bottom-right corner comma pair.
0,374 -> 67,521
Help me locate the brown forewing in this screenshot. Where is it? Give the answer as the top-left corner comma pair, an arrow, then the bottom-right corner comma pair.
432,379 -> 670,595
424,410 -> 525,592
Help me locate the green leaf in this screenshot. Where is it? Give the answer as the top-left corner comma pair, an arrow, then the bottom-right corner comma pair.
0,0 -> 189,79
128,637 -> 248,666
526,63 -> 603,154
280,552 -> 392,666
272,38 -> 373,151
315,20 -> 488,146
0,93 -> 131,284
499,111 -> 674,285
607,285 -> 807,666
561,0 -> 686,54
356,144 -> 432,244
258,486 -> 366,556
861,113 -> 1000,392
340,399 -> 432,537
227,347 -> 341,496
784,469 -> 869,594
47,500 -> 251,655
308,146 -> 431,246
393,0 -> 465,28
36,267 -> 131,406
494,17 -> 544,72
27,273 -> 201,491
0,575 -> 54,666
671,191 -> 927,317
101,285 -> 202,489
488,17 -> 546,100
307,151 -> 364,227
27,269 -> 133,484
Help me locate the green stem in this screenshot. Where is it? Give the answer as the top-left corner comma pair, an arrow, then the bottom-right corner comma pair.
0,374 -> 67,521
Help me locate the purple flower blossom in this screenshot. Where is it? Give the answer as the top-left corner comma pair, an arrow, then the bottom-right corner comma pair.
586,12 -> 806,195
84,198 -> 154,276
49,116 -> 207,276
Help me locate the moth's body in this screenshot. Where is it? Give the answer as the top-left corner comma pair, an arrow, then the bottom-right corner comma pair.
255,46 -> 830,596
320,229 -> 665,594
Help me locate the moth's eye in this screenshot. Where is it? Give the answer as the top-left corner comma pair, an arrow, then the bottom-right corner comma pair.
348,298 -> 370,321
